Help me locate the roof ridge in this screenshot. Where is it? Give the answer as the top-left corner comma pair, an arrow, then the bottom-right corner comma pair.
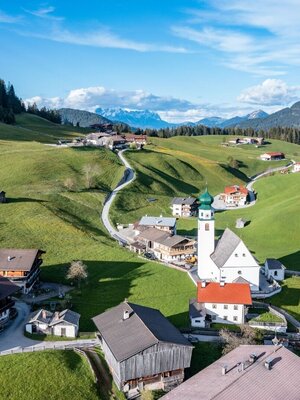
127,302 -> 160,345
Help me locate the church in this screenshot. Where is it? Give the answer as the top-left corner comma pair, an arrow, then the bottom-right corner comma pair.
197,189 -> 260,292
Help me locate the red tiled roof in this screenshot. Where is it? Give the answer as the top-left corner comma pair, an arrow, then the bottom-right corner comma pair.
224,185 -> 248,195
265,152 -> 284,156
197,282 -> 252,305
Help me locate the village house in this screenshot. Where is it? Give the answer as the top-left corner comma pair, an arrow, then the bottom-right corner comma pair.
0,277 -> 19,327
189,281 -> 252,328
171,197 -> 198,217
264,258 -> 285,281
161,345 -> 300,400
136,216 -> 177,234
292,162 -> 300,172
125,134 -> 147,147
0,191 -> 6,203
85,132 -> 111,146
197,189 -> 261,291
260,152 -> 285,161
92,302 -> 193,396
25,309 -> 80,338
137,227 -> 195,262
0,249 -> 45,294
220,185 -> 249,207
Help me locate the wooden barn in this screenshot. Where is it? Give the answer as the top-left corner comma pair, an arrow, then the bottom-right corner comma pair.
92,302 -> 193,396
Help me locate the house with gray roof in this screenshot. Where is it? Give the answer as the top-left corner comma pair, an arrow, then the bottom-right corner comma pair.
137,228 -> 195,262
0,277 -> 19,327
161,345 -> 300,400
92,302 -> 193,395
171,197 -> 198,217
25,308 -> 80,338
137,215 -> 177,234
264,258 -> 286,281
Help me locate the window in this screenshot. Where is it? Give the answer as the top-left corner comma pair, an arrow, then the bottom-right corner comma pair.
223,316 -> 228,320
205,223 -> 210,231
235,253 -> 238,257
211,315 -> 216,321
195,319 -> 201,323
224,305 -> 228,310
274,271 -> 278,276
234,305 -> 238,310
242,253 -> 246,257
212,304 -> 217,309
233,316 -> 238,322
238,270 -> 242,275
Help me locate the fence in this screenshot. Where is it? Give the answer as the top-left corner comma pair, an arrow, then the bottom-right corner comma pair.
0,341 -> 97,357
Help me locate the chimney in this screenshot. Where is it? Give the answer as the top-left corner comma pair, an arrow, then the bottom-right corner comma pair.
123,310 -> 130,320
220,281 -> 225,287
249,353 -> 257,363
221,365 -> 227,375
42,310 -> 47,319
201,280 -> 206,288
264,358 -> 272,370
7,256 -> 11,262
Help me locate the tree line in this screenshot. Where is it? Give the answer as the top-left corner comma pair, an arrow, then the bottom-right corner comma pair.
140,123 -> 300,145
0,78 -> 61,125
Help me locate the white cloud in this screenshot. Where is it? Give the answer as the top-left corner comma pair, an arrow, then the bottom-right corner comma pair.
237,79 -> 300,105
0,10 -> 21,23
175,1 -> 300,75
24,6 -> 64,21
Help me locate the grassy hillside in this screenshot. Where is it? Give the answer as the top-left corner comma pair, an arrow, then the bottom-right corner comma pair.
0,351 -> 99,400
0,138 -> 195,330
0,113 -> 87,143
110,136 -> 299,225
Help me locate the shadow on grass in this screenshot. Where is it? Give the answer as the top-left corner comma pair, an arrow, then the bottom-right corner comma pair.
220,163 -> 250,183
41,260 -> 152,331
7,197 -> 47,204
279,251 -> 300,270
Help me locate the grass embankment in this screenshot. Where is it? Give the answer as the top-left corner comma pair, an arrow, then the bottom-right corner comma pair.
189,342 -> 222,377
0,133 -> 195,331
0,350 -> 99,400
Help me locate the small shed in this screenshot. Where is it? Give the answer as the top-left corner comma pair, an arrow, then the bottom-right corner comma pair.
264,258 -> 285,281
235,218 -> 246,229
0,191 -> 6,203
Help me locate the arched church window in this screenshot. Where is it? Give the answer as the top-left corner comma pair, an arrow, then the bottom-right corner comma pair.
205,223 -> 209,231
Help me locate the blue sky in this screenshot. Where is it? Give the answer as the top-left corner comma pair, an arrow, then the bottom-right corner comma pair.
1,0 -> 300,121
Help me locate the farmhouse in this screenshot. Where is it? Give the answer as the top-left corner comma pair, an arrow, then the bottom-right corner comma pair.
264,258 -> 285,281
0,191 -> 6,203
85,132 -> 111,146
0,249 -> 45,294
92,302 -> 193,395
260,152 -> 285,161
292,162 -> 300,172
0,277 -> 19,327
25,309 -> 80,338
171,197 -> 198,217
161,345 -> 300,400
137,228 -> 195,262
189,281 -> 252,328
125,134 -> 147,147
220,185 -> 249,207
136,216 -> 177,234
197,189 -> 260,291
107,135 -> 127,150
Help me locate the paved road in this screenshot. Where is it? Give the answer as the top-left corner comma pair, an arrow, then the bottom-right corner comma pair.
101,149 -> 135,243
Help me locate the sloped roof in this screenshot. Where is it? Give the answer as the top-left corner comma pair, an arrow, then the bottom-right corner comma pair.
28,309 -> 53,324
266,258 -> 285,270
172,197 -> 196,205
0,249 -> 42,271
0,276 -> 20,300
139,216 -> 176,228
92,302 -> 192,362
189,299 -> 205,318
233,276 -> 250,284
137,227 -> 170,242
211,228 -> 241,268
155,235 -> 193,248
161,345 -> 300,400
224,185 -> 248,196
50,309 -> 80,326
197,282 -> 252,305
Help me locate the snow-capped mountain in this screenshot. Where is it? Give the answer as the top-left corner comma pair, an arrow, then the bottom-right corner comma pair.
96,108 -> 174,129
218,110 -> 268,128
247,110 -> 269,120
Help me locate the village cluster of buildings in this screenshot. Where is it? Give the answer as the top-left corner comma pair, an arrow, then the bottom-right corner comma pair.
84,132 -> 147,150
228,137 -> 265,145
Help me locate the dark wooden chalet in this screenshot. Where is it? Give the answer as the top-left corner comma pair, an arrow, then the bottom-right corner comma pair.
0,276 -> 19,327
92,302 -> 193,395
0,249 -> 45,294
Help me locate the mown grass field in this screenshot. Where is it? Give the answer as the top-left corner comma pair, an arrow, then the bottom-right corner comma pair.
0,350 -> 99,400
0,116 -> 196,331
0,113 -> 87,143
110,135 -> 299,226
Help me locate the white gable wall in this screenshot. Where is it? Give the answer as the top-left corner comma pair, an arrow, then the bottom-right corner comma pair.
221,241 -> 260,290
52,323 -> 77,338
205,302 -> 246,324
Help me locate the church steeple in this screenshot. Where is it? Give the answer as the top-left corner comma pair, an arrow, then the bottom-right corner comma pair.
198,188 -> 214,220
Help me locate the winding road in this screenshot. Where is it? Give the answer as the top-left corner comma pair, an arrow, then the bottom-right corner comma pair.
101,149 -> 136,244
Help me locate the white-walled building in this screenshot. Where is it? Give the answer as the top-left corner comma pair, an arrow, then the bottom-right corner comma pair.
292,162 -> 300,173
197,189 -> 261,291
25,309 -> 80,338
171,197 -> 198,217
190,281 -> 252,327
264,259 -> 285,281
